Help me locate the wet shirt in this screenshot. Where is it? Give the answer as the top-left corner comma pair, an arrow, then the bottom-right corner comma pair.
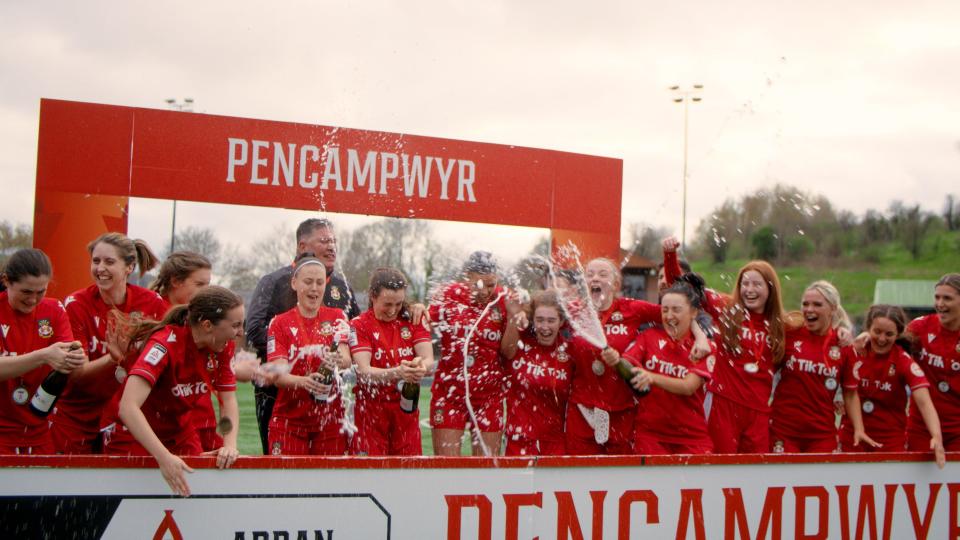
906,314 -> 960,435
771,327 -> 847,439
569,297 -> 661,412
0,295 -> 73,442
121,325 -> 237,447
350,310 -> 431,404
429,283 -> 508,398
56,284 -> 166,431
622,326 -> 714,444
708,311 -> 776,413
505,333 -> 585,444
268,306 -> 348,427
842,344 -> 929,441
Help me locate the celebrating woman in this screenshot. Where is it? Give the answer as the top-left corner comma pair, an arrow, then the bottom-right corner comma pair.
842,305 -> 944,467
905,274 -> 960,455
566,258 -> 710,455
150,251 -> 218,450
429,251 -> 508,456
266,255 -> 351,456
0,249 -> 86,455
50,232 -> 166,454
113,286 -> 242,496
350,267 -> 434,456
622,274 -> 716,454
769,281 -> 850,453
500,289 -> 590,456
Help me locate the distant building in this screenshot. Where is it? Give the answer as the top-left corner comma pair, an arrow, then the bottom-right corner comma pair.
620,250 -> 659,303
873,279 -> 937,321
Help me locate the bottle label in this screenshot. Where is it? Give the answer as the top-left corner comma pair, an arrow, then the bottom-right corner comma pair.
399,395 -> 415,413
30,387 -> 57,413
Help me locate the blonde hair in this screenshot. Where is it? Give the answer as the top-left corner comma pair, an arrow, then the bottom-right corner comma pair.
805,280 -> 851,331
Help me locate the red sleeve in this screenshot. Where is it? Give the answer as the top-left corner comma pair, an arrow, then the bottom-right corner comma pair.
64,295 -> 93,353
412,319 -> 432,345
349,318 -> 372,354
621,333 -> 647,365
129,334 -> 172,386
703,289 -> 728,322
623,299 -> 661,325
662,248 -> 683,287
50,300 -> 74,343
840,346 -> 860,390
266,316 -> 289,362
689,362 -> 713,381
898,350 -> 930,390
214,342 -> 237,391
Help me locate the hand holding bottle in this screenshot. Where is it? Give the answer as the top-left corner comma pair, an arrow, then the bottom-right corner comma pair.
398,357 -> 426,383
43,341 -> 86,374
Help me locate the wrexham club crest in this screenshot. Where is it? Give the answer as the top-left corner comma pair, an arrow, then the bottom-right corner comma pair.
37,319 -> 54,339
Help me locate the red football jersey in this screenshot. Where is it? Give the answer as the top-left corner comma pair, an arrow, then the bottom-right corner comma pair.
569,297 -> 666,412
268,306 -> 348,428
504,333 -> 586,449
771,327 -> 847,439
0,295 -> 73,444
906,314 -> 959,436
708,311 -> 776,412
350,310 -> 431,404
841,343 -> 929,442
54,284 -> 167,433
119,324 -> 237,448
622,326 -> 714,444
429,282 -> 508,398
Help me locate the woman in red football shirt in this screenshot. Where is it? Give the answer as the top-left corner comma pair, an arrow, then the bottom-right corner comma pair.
501,289 -> 592,456
429,251 -> 508,456
266,255 -> 351,456
0,249 -> 85,454
149,251 -> 219,450
566,258 -> 711,455
905,273 -> 960,454
769,281 -> 852,453
623,273 -> 716,454
116,286 -> 243,496
842,304 -> 944,467
350,267 -> 434,456
51,232 -> 166,454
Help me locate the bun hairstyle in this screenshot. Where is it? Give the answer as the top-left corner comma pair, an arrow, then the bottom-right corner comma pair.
2,248 -> 53,284
864,304 -> 912,353
937,273 -> 960,294
662,272 -> 707,309
463,251 -> 499,276
128,285 -> 243,351
88,232 -> 159,278
149,251 -> 212,298
293,251 -> 326,278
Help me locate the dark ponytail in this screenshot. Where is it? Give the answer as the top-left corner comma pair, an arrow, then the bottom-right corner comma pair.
2,248 -> 53,284
128,286 -> 243,353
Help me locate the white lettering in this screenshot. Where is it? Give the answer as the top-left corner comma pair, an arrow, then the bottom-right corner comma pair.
250,140 -> 269,185
378,152 -> 399,195
272,142 -> 296,187
299,145 -> 320,188
346,149 -> 377,193
402,154 -> 431,197
322,147 -> 343,190
457,160 -> 476,202
226,138 -> 248,183
434,157 -> 456,200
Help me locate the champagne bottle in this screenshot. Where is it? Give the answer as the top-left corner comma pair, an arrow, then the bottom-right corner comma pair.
399,378 -> 419,414
29,342 -> 81,417
312,343 -> 337,402
615,358 -> 650,398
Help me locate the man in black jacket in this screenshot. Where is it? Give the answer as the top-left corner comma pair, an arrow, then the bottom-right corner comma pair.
246,218 -> 360,454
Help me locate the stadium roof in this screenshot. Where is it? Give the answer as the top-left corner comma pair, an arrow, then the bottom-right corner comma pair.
873,279 -> 936,308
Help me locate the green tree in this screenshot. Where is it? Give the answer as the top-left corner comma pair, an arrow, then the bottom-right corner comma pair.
751,226 -> 778,261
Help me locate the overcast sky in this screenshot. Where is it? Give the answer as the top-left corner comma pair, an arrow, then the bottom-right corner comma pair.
2,0 -> 958,265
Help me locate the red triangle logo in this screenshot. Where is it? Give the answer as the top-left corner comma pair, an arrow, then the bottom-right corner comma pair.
152,509 -> 184,540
